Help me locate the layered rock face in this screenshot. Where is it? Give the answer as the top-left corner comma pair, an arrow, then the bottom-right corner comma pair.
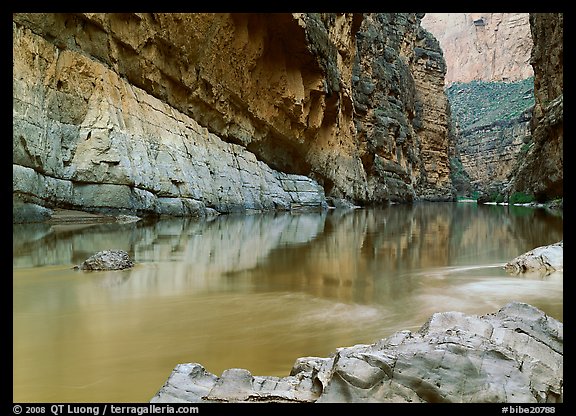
420,13 -> 533,85
446,79 -> 534,197
509,13 -> 563,201
151,302 -> 563,403
421,13 -> 544,199
456,114 -> 531,196
353,14 -> 453,202
13,13 -> 454,220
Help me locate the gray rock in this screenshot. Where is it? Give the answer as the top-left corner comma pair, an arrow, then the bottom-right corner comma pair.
150,302 -> 562,403
74,250 -> 134,271
326,197 -> 360,210
12,200 -> 53,223
504,241 -> 563,276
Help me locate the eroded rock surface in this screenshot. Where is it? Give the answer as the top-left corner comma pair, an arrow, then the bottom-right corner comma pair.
509,14 -> 563,201
151,302 -> 563,403
74,250 -> 134,271
504,241 -> 563,276
13,13 -> 454,221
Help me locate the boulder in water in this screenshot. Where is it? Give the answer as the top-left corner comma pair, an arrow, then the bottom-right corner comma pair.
504,241 -> 563,275
74,250 -> 134,271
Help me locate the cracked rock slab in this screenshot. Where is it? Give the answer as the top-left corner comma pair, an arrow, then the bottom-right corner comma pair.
150,302 -> 563,403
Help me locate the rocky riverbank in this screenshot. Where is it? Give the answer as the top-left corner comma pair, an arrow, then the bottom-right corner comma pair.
150,302 -> 563,403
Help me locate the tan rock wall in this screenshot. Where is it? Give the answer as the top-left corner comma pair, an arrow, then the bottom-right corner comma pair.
13,12 -> 454,217
410,28 -> 453,200
421,13 -> 533,85
13,21 -> 327,216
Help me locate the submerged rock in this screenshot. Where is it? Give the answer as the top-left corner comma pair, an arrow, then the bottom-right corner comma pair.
150,302 -> 563,403
504,241 -> 563,276
74,250 -> 134,271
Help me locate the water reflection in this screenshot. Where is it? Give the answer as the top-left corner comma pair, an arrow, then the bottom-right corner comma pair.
13,203 -> 563,402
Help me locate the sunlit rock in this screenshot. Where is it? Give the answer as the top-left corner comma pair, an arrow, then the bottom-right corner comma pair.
421,13 -> 533,85
150,302 -> 563,403
504,241 -> 563,276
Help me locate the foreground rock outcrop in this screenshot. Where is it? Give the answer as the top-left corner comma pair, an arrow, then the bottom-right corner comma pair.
13,13 -> 454,222
151,302 -> 563,403
504,241 -> 563,276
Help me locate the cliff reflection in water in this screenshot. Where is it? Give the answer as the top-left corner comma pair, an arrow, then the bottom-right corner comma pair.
13,203 -> 563,402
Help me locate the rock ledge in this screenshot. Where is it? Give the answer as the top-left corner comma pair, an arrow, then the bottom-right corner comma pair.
150,302 -> 563,403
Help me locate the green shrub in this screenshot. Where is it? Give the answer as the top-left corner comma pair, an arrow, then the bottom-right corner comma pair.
470,190 -> 480,200
519,142 -> 532,156
446,78 -> 534,133
487,192 -> 505,203
509,192 -> 535,204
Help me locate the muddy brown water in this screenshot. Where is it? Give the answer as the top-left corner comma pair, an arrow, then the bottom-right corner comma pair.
13,203 -> 563,402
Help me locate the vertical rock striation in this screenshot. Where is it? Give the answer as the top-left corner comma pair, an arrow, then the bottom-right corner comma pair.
13,13 -> 454,220
421,13 -> 551,199
509,13 -> 563,201
353,14 -> 454,203
411,23 -> 454,200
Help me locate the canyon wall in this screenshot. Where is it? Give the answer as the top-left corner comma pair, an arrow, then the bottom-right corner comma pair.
352,14 -> 453,203
421,13 -> 538,198
457,111 -> 531,197
13,13 -> 454,221
509,13 -> 563,201
420,13 -> 533,85
446,79 -> 534,197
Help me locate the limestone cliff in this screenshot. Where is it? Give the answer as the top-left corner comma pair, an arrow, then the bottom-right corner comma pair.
421,13 -> 545,199
447,79 -> 534,197
353,14 -> 453,203
509,13 -> 563,201
421,13 -> 533,85
13,13 -> 454,221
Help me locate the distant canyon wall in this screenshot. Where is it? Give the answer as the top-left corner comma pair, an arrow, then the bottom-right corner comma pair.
13,13 -> 454,221
445,79 -> 534,198
457,110 -> 532,197
421,13 -> 562,200
420,13 -> 533,85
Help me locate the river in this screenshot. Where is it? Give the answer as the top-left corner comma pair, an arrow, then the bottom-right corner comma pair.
13,202 -> 563,402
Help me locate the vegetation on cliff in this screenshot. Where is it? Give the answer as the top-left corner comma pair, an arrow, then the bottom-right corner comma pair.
446,78 -> 535,199
446,78 -> 534,133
